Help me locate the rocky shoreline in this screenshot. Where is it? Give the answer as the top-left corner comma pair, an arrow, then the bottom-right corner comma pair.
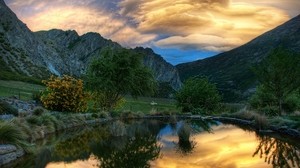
0,145 -> 24,166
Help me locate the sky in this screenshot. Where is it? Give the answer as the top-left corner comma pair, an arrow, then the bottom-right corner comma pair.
4,0 -> 300,65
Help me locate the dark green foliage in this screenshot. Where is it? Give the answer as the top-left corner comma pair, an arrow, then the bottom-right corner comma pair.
250,87 -> 300,116
282,93 -> 300,113
176,77 -> 221,113
86,47 -> 157,110
0,100 -> 18,116
253,48 -> 300,115
32,91 -> 42,104
32,107 -> 45,116
0,121 -> 29,151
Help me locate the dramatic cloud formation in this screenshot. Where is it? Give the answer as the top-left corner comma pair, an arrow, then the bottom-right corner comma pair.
5,0 -> 300,64
119,0 -> 290,51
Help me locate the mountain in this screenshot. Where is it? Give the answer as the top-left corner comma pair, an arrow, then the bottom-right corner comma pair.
0,0 -> 181,90
177,15 -> 300,102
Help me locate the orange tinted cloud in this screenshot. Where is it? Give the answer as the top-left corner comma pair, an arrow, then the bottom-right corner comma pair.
119,0 -> 290,51
5,0 -> 298,52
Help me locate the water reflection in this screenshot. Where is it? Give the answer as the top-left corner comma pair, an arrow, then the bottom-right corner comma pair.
93,134 -> 160,168
175,119 -> 216,155
10,119 -> 300,168
253,135 -> 300,168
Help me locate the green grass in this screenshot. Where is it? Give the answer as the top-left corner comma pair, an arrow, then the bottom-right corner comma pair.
0,80 -> 179,113
0,80 -> 44,100
120,96 -> 180,114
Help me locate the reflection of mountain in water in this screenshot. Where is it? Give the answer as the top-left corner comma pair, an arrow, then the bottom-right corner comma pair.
253,135 -> 300,168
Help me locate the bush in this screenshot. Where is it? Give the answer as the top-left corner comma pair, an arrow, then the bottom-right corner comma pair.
32,106 -> 45,116
0,121 -> 29,151
260,106 -> 278,116
41,75 -> 89,112
0,100 -> 18,116
250,85 -> 300,115
110,110 -> 121,118
176,77 -> 221,113
91,113 -> 98,118
32,91 -> 42,104
99,112 -> 109,119
282,94 -> 300,113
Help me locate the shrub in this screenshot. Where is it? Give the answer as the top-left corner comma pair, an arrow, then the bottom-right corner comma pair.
33,106 -> 45,116
282,94 -> 300,113
99,112 -> 109,119
250,85 -> 300,115
91,113 -> 98,118
41,75 -> 89,112
0,121 -> 29,151
32,91 -> 42,105
110,110 -> 121,118
176,77 -> 221,113
0,100 -> 18,116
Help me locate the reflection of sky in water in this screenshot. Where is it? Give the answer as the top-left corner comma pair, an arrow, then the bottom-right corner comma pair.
46,124 -> 272,168
151,124 -> 271,168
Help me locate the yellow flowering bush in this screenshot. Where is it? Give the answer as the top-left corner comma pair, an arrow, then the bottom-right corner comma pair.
41,75 -> 88,112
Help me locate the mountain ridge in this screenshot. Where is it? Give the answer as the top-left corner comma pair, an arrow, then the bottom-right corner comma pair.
177,15 -> 300,101
0,0 -> 182,90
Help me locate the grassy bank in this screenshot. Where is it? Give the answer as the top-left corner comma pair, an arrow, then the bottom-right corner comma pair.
0,80 -> 44,100
219,107 -> 300,133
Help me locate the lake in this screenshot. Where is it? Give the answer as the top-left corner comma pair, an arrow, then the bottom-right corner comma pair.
9,119 -> 300,168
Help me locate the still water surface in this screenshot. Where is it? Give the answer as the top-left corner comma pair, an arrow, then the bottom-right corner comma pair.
13,119 -> 300,168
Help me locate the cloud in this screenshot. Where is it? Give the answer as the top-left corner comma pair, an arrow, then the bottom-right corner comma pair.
119,0 -> 290,51
6,0 -> 156,47
5,0 -> 298,61
155,34 -> 243,52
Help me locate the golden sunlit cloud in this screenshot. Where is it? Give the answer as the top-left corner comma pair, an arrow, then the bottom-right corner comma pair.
9,1 -> 157,47
119,0 -> 290,51
5,0 -> 299,53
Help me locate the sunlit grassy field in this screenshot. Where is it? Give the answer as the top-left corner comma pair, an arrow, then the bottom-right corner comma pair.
0,80 -> 44,100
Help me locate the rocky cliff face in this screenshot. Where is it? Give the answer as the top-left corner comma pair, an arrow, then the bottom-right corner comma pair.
177,15 -> 300,101
0,0 -> 181,90
134,47 -> 182,90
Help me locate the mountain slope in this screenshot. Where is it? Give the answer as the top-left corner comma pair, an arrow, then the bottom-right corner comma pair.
177,15 -> 300,102
0,0 -> 181,90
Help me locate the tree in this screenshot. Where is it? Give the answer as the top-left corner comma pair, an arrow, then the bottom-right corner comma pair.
41,75 -> 88,112
253,48 -> 300,115
86,47 -> 157,110
176,77 -> 221,113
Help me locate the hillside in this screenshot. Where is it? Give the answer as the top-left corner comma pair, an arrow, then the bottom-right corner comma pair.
0,0 -> 181,90
177,15 -> 300,102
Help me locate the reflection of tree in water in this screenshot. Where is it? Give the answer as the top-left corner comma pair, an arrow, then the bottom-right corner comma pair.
176,122 -> 196,155
92,133 -> 161,168
176,119 -> 216,155
253,135 -> 300,168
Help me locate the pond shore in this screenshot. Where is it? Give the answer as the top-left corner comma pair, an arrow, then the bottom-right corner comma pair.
138,115 -> 300,139
0,117 -> 112,166
1,113 -> 300,166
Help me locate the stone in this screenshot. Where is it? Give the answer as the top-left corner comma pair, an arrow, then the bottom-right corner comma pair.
0,152 -> 17,165
0,145 -> 17,155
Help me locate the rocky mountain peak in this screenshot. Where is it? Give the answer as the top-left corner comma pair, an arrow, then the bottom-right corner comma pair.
0,0 -> 182,92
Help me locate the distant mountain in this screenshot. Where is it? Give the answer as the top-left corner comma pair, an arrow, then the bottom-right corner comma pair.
177,15 -> 300,102
0,0 -> 181,90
